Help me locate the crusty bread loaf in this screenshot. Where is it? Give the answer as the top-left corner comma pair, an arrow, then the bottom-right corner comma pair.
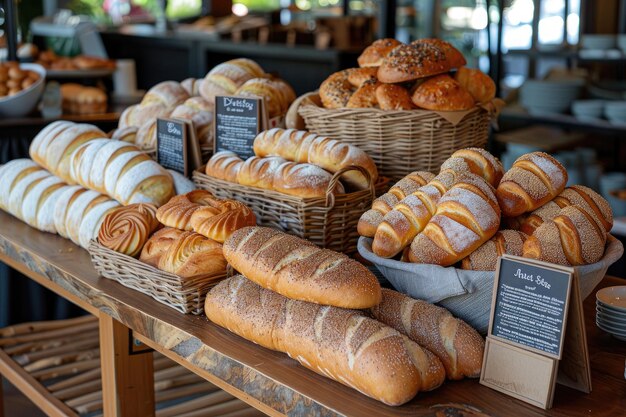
409,173 -> 500,266
371,288 -> 484,380
235,77 -> 295,118
205,151 -> 244,182
253,128 -> 378,190
357,38 -> 402,67
461,230 -> 527,271
139,227 -> 185,267
62,189 -> 119,248
271,160 -> 345,198
205,276 -> 446,406
441,148 -> 504,187
411,74 -> 475,111
199,58 -> 265,105
554,185 -> 613,232
169,97 -> 214,146
358,170 -> 434,237
98,203 -> 160,257
496,152 -> 568,218
523,205 -> 607,266
29,121 -> 73,166
181,77 -> 202,96
223,227 -> 382,309
21,175 -> 67,233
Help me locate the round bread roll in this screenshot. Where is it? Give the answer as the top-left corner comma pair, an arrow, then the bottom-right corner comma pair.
358,38 -> 403,67
319,69 -> 355,109
454,66 -> 496,104
376,84 -> 415,110
347,67 -> 378,88
411,74 -> 475,111
346,79 -> 379,108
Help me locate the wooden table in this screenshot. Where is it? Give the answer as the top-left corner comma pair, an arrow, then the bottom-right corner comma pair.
0,209 -> 624,417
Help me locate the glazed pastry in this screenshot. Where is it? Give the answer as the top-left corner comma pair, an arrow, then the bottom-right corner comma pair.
98,203 -> 160,257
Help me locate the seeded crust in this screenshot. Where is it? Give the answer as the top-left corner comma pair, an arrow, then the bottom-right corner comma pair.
461,230 -> 527,271
555,185 -> 613,232
319,69 -> 356,109
517,201 -> 561,235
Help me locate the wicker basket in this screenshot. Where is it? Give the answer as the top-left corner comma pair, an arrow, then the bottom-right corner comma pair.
299,98 -> 495,183
88,241 -> 226,314
193,166 -> 387,255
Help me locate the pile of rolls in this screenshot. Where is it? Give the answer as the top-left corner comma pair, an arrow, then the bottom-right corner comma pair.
319,38 -> 496,111
113,58 -> 296,150
204,128 -> 378,198
205,226 -> 485,406
97,190 -> 256,280
359,148 -> 614,269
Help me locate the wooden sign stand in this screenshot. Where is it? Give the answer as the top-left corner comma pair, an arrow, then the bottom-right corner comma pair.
480,255 -> 591,409
156,118 -> 202,177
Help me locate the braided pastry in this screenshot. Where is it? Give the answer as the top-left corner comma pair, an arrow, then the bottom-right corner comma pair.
358,171 -> 434,237
408,173 -> 500,266
158,231 -> 226,279
190,200 -> 256,243
155,190 -> 217,231
496,152 -> 567,217
98,203 -> 160,257
139,227 -> 185,267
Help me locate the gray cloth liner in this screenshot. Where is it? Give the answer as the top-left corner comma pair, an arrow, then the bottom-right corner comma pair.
358,236 -> 624,334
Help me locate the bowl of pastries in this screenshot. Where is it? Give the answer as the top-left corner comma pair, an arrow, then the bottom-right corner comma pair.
296,38 -> 503,183
357,148 -> 624,333
0,62 -> 46,117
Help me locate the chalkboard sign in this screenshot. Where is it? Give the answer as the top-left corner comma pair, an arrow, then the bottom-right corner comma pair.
490,255 -> 573,359
157,118 -> 188,175
214,95 -> 262,159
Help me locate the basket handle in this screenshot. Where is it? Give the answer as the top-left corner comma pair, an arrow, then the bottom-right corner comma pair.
325,165 -> 375,208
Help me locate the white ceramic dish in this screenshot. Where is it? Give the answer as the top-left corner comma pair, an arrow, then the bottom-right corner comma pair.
597,300 -> 626,316
0,63 -> 46,118
596,318 -> 626,336
596,309 -> 626,324
596,286 -> 626,311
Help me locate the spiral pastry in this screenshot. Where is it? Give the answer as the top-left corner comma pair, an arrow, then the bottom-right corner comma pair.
139,227 -> 185,267
190,200 -> 256,243
156,190 -> 218,231
158,231 -> 227,279
98,203 -> 160,257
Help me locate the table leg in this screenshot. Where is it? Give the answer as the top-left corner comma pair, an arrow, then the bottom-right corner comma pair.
99,313 -> 155,417
0,376 -> 4,417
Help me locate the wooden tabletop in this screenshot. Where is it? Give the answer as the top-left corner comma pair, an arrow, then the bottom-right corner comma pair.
0,209 -> 624,417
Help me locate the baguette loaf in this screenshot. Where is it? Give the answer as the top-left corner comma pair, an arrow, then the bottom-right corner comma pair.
205,151 -> 244,183
205,276 -> 445,406
371,288 -> 484,380
253,128 -> 378,190
223,227 -> 381,309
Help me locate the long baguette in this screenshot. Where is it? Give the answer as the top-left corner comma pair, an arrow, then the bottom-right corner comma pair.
205,276 -> 445,406
371,288 -> 484,380
223,227 -> 381,309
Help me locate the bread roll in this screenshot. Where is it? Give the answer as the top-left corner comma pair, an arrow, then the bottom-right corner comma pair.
514,201 -> 561,236
454,66 -> 496,104
461,230 -> 528,271
21,176 -> 67,232
523,205 -> 607,266
411,74 -> 475,111
554,185 -> 613,232
156,190 -> 217,230
200,58 -> 265,105
371,288 -> 484,380
272,160 -> 345,198
190,200 -> 256,243
205,151 -> 244,183
140,81 -> 189,109
358,170 -> 434,237
253,128 -> 378,190
441,148 -> 504,187
223,227 -> 382,309
98,203 -> 160,257
358,38 -> 403,67
375,84 -> 415,110
54,186 -> 87,239
139,227 -> 185,267
347,67 -> 378,87
29,121 -> 74,166
409,173 -> 500,266
205,276 -> 445,406
158,231 -> 226,279
0,159 -> 43,210
235,77 -> 295,118
319,69 -> 354,109
170,97 -> 214,146
346,79 -> 379,109
415,39 -> 467,68
496,152 -> 568,217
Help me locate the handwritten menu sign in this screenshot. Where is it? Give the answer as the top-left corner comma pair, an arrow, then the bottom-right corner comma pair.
157,118 -> 188,175
214,95 -> 262,159
490,256 -> 572,358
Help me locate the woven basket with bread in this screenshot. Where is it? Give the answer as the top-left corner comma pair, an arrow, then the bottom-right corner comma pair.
295,38 -> 503,183
193,128 -> 387,254
357,148 -> 624,332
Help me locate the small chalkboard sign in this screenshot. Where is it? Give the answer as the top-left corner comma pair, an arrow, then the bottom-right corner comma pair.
480,255 -> 591,409
156,118 -> 202,177
214,95 -> 263,159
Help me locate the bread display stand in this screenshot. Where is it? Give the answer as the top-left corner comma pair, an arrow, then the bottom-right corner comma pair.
88,240 -> 226,314
358,235 -> 624,333
194,165 -> 387,254
298,94 -> 503,182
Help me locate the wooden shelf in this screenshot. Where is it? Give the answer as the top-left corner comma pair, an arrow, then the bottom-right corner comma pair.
0,210 -> 625,416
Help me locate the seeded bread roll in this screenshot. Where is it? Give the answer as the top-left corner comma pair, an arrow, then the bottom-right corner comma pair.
357,38 -> 403,67
205,276 -> 445,406
347,67 -> 378,88
346,79 -> 379,109
371,288 -> 484,380
319,69 -> 355,109
223,226 -> 382,309
461,230 -> 528,271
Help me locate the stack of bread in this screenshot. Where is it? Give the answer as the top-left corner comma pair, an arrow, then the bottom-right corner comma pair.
97,190 -> 256,280
30,121 -> 175,207
205,226 -> 485,406
114,58 -> 296,151
204,128 -> 378,198
319,38 -> 495,111
0,159 -> 120,249
359,148 -> 614,269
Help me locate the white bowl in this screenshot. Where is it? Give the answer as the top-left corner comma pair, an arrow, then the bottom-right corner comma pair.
0,63 -> 46,118
581,34 -> 616,50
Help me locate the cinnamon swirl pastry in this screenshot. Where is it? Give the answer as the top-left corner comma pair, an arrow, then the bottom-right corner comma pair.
98,203 -> 159,257
190,200 -> 256,243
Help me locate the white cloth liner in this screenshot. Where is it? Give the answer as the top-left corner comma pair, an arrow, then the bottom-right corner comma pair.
358,236 -> 624,334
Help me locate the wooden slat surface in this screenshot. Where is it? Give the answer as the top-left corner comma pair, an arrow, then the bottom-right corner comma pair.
0,209 -> 624,417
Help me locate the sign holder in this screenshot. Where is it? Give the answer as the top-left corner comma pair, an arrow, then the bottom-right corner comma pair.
214,95 -> 265,160
480,255 -> 591,409
156,118 -> 202,177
